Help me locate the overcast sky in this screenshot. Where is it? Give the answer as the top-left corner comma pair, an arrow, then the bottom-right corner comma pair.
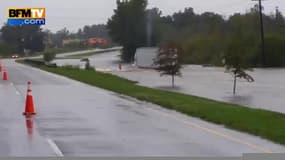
1,0 -> 284,32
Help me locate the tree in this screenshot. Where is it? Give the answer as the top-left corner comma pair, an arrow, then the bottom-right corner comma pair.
50,28 -> 70,48
172,8 -> 196,28
224,34 -> 255,95
21,26 -> 45,52
274,7 -> 285,33
146,8 -> 162,47
82,24 -> 110,39
107,0 -> 147,62
154,42 -> 182,88
263,34 -> 285,67
0,43 -> 16,56
43,51 -> 56,63
1,25 -> 45,55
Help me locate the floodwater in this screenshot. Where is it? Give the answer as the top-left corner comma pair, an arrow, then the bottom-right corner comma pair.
3,59 -> 285,156
55,51 -> 285,114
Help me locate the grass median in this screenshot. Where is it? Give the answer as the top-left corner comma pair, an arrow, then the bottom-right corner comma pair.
20,61 -> 285,145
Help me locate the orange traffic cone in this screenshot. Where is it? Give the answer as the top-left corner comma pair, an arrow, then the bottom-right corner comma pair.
23,81 -> 36,116
25,117 -> 34,136
2,68 -> 8,80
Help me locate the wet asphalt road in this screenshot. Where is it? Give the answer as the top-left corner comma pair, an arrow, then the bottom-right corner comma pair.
1,59 -> 285,156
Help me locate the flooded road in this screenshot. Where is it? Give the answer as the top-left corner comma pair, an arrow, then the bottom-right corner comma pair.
114,65 -> 285,114
55,51 -> 285,114
1,59 -> 285,156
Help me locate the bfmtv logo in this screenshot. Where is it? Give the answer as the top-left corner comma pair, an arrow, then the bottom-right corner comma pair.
7,8 -> 46,25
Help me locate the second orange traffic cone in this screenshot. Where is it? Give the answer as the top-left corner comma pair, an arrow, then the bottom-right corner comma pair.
2,68 -> 8,80
23,81 -> 36,116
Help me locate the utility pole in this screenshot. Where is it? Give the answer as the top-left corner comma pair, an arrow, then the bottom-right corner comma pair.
252,0 -> 266,67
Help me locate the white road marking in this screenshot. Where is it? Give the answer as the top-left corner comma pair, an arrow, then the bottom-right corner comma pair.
15,91 -> 20,95
11,80 -> 61,156
46,138 -> 64,157
146,106 -> 273,153
10,82 -> 22,96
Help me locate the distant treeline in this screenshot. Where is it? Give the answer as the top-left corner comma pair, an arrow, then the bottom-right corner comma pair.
1,4 -> 285,67
0,25 -> 45,56
106,0 -> 285,67
46,24 -> 112,48
154,6 -> 285,67
0,24 -> 112,57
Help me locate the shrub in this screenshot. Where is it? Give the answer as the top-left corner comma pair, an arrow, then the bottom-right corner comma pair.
43,51 -> 56,62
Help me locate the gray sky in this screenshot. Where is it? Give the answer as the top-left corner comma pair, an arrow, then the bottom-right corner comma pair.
1,0 -> 285,32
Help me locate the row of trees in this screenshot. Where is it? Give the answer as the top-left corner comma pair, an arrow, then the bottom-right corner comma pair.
46,24 -> 111,48
107,0 -> 149,62
0,24 -> 112,57
108,0 -> 285,67
107,0 -> 285,93
169,6 -> 285,67
0,25 -> 45,56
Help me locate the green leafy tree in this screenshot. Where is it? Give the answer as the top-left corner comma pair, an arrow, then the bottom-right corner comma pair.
263,35 -> 285,67
22,26 -> 45,52
151,5 -> 285,67
43,51 -> 56,63
0,43 -> 16,56
1,25 -> 45,55
224,34 -> 255,95
154,42 -> 182,88
49,27 -> 70,48
107,0 -> 147,62
146,8 -> 162,46
82,24 -> 110,39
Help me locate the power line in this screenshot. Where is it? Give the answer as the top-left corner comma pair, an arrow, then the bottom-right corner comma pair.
252,0 -> 266,67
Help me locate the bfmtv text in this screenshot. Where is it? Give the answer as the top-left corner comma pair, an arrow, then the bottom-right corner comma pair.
7,8 -> 46,25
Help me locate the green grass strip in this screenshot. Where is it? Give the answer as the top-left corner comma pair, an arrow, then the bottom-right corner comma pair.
29,64 -> 285,145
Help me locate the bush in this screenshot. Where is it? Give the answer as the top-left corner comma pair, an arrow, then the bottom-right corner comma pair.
43,51 -> 56,62
22,59 -> 45,66
62,65 -> 79,70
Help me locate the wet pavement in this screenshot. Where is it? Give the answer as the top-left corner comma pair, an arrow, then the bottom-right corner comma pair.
0,75 -> 55,156
0,59 -> 285,156
56,51 -> 285,114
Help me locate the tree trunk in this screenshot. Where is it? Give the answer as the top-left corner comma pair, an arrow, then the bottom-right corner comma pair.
122,45 -> 137,62
233,74 -> 237,95
172,75 -> 174,88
